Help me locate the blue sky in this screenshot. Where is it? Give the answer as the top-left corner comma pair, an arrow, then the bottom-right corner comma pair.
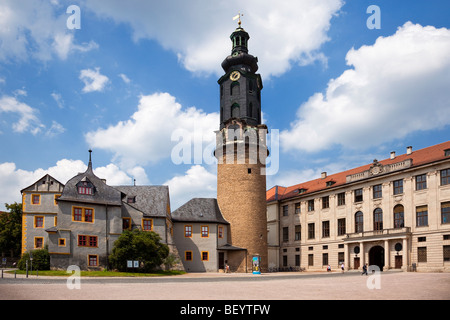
1,0 -> 450,210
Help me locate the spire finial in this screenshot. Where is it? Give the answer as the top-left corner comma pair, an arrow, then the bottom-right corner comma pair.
233,12 -> 243,28
88,149 -> 92,169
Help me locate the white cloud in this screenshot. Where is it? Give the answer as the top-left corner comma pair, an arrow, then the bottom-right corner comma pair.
164,165 -> 216,210
119,73 -> 131,84
79,67 -> 110,93
280,22 -> 450,153
85,92 -> 219,168
0,95 -> 44,135
83,0 -> 343,78
0,0 -> 97,62
45,121 -> 66,137
0,159 -> 138,210
51,92 -> 64,109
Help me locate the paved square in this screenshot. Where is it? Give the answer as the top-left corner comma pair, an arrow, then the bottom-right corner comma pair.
1,271 -> 449,300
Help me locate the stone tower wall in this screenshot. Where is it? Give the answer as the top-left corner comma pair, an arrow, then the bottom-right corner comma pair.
217,142 -> 268,272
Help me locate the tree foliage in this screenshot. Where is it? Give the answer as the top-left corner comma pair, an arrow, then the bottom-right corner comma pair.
0,202 -> 23,257
18,247 -> 50,271
109,229 -> 169,272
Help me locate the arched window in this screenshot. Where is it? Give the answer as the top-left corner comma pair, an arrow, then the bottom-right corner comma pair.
230,82 -> 240,96
373,208 -> 383,231
394,204 -> 404,228
355,211 -> 364,233
231,103 -> 240,118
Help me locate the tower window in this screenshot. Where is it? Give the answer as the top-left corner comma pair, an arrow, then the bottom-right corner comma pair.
248,168 -> 251,174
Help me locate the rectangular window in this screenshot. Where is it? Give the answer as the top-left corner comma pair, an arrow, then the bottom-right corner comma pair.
201,226 -> 209,238
308,223 -> 315,240
308,200 -> 315,212
441,169 -> 450,186
78,186 -> 93,195
201,251 -> 209,261
417,247 -> 427,263
373,184 -> 382,199
393,179 -> 403,195
338,252 -> 345,265
282,255 -> 288,267
34,237 -> 43,249
72,207 -> 94,223
84,209 -> 93,222
282,205 -> 289,216
444,246 -> 450,262
185,251 -> 193,261
78,235 -> 98,247
322,253 -> 328,266
416,174 -> 427,190
354,189 -> 363,202
31,194 -> 40,205
73,207 -> 82,221
295,255 -> 300,266
184,225 -> 192,237
218,226 -> 223,238
337,192 -> 346,206
295,202 -> 301,214
58,238 -> 66,247
283,227 -> 289,242
337,218 -> 346,236
142,218 -> 153,231
322,196 -> 329,209
122,218 -> 131,230
416,205 -> 428,227
442,202 -> 450,224
78,235 -> 87,247
322,221 -> 330,238
294,225 -> 301,241
88,255 -> 98,267
34,216 -> 44,228
308,254 -> 314,266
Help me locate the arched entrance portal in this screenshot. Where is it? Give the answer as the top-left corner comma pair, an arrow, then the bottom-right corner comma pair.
369,245 -> 384,271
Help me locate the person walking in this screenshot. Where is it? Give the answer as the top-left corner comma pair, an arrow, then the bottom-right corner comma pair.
362,263 -> 368,275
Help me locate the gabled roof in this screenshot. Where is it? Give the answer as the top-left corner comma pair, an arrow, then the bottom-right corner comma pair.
114,185 -> 170,218
171,198 -> 229,224
267,140 -> 450,202
20,174 -> 65,193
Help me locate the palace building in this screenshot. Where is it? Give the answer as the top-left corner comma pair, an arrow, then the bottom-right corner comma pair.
267,141 -> 450,272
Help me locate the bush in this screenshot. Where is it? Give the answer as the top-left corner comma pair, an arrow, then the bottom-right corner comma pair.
109,229 -> 169,272
18,247 -> 50,271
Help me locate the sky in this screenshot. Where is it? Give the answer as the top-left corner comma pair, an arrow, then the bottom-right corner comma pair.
0,0 -> 449,210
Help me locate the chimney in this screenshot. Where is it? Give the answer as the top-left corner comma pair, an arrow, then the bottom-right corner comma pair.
407,146 -> 413,155
321,172 -> 327,179
390,151 -> 396,159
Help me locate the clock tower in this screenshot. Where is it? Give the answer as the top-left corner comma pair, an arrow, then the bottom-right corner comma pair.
215,20 -> 268,273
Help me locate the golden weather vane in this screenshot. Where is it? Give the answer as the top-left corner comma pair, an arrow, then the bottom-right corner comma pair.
233,12 -> 243,27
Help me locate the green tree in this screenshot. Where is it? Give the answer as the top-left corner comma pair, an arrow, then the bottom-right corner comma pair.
109,229 -> 169,272
17,247 -> 50,271
0,202 -> 23,257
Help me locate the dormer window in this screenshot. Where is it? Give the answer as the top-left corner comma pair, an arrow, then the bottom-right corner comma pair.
298,188 -> 307,194
77,179 -> 94,195
326,181 -> 336,187
127,196 -> 136,203
445,149 -> 450,157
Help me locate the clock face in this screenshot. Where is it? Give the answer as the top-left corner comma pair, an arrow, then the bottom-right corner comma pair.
230,71 -> 240,81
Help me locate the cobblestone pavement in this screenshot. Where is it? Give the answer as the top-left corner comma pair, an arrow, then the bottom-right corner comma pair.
1,269 -> 449,300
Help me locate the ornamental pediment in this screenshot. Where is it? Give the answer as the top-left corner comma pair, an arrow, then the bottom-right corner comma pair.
346,158 -> 413,183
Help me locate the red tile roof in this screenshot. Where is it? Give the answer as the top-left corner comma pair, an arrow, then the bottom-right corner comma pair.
267,141 -> 450,202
